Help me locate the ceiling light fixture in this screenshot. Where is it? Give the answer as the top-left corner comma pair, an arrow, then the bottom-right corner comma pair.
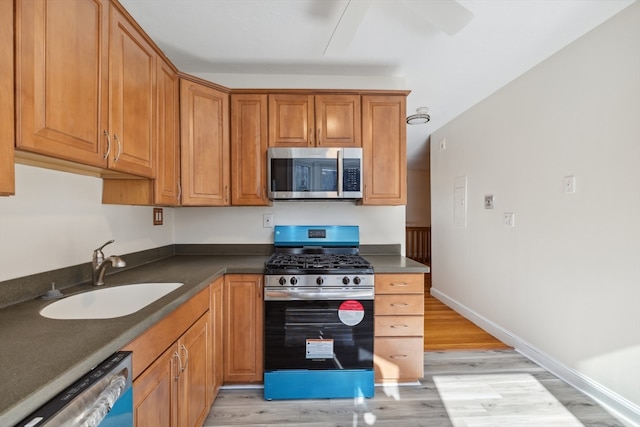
406,107 -> 431,125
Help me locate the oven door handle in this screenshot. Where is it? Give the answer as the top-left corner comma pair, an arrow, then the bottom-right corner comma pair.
265,289 -> 374,300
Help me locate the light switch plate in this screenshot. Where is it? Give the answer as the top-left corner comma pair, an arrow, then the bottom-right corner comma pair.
484,195 -> 494,209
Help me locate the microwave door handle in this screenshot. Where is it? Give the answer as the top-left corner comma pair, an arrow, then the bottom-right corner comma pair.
337,150 -> 343,197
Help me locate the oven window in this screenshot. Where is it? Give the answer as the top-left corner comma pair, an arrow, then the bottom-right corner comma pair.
264,300 -> 374,371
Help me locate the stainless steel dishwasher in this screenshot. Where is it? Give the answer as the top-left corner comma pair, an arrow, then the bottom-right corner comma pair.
16,351 -> 133,427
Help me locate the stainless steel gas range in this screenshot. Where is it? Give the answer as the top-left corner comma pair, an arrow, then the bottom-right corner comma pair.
263,225 -> 375,400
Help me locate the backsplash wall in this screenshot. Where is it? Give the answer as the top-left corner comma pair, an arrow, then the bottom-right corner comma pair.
0,164 -> 405,282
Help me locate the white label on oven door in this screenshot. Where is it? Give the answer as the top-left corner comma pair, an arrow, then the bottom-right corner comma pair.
306,339 -> 334,359
338,300 -> 365,326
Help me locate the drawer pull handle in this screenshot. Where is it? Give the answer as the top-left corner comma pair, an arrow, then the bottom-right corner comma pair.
391,282 -> 409,287
390,354 -> 408,359
391,303 -> 409,307
391,324 -> 409,329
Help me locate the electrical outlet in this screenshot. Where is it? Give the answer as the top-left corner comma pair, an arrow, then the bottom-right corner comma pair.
503,212 -> 515,227
153,208 -> 163,226
263,213 -> 274,228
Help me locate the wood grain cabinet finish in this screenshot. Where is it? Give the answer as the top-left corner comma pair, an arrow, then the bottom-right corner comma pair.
108,5 -> 156,177
16,0 -> 155,177
230,94 -> 269,205
209,277 -> 224,403
15,0 -> 110,168
124,286 -> 210,427
180,78 -> 230,206
0,0 -> 15,196
153,57 -> 181,205
361,95 -> 407,205
374,273 -> 424,382
223,274 -> 263,383
268,94 -> 361,147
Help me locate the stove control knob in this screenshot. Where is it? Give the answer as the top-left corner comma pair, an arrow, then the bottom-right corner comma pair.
342,276 -> 350,285
290,277 -> 298,285
279,277 -> 286,286
353,276 -> 361,285
316,277 -> 324,286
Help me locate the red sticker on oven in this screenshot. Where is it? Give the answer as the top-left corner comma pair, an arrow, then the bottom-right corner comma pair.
338,300 -> 365,326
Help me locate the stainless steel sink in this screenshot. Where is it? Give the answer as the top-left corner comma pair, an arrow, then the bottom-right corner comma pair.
40,283 -> 184,319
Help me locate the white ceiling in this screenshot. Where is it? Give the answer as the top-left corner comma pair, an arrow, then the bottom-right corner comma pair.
119,0 -> 635,170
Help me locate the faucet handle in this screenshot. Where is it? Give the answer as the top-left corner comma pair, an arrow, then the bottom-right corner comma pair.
93,239 -> 115,263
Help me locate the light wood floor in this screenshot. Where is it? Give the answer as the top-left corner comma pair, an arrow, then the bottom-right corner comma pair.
202,273 -> 626,426
204,350 -> 625,426
422,273 -> 511,351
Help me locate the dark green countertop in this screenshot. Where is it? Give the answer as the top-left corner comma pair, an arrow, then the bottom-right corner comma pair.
0,253 -> 428,426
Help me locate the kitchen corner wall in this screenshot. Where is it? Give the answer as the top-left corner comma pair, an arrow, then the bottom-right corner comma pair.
0,165 -> 175,281
430,1 -> 639,413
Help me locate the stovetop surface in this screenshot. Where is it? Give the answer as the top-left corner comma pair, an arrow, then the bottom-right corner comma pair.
264,252 -> 373,275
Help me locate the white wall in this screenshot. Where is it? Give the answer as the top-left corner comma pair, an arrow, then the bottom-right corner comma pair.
174,203 -> 405,247
430,1 -> 639,413
0,165 -> 405,281
406,169 -> 430,227
0,165 -> 174,281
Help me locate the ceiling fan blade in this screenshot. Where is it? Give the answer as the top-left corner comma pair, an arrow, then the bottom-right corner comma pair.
400,0 -> 473,36
324,0 -> 372,56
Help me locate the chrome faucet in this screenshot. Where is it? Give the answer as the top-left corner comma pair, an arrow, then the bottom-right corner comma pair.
92,240 -> 126,286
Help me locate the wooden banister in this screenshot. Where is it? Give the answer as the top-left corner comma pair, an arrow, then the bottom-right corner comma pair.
406,226 -> 431,265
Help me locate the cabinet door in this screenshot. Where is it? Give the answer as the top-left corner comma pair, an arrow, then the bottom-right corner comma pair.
268,94 -> 314,147
210,277 -> 224,403
0,0 -> 15,196
109,5 -> 155,178
133,345 -> 178,427
155,57 -> 180,205
16,0 -> 109,167
231,94 -> 269,205
361,95 -> 407,205
315,95 -> 361,147
180,79 -> 230,205
178,313 -> 209,427
224,274 -> 263,383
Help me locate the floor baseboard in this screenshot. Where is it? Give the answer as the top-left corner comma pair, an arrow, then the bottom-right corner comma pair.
430,287 -> 640,427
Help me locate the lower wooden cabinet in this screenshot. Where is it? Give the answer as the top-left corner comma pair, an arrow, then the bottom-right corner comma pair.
209,276 -> 224,403
123,286 -> 210,427
374,273 -> 424,382
133,314 -> 208,427
223,274 -> 263,383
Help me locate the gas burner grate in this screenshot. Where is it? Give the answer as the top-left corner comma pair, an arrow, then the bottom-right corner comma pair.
266,253 -> 372,271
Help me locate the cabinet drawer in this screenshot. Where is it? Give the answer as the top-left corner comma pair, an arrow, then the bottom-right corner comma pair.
375,294 -> 424,316
375,274 -> 423,294
375,315 -> 423,337
374,337 -> 424,381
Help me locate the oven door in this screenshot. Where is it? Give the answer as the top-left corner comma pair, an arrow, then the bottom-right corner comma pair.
264,299 -> 374,371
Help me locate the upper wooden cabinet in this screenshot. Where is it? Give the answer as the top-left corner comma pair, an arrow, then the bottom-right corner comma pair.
0,0 -> 15,196
108,5 -> 156,177
15,0 -> 110,169
268,94 -> 361,147
230,94 -> 269,206
15,0 -> 155,178
180,78 -> 230,206
361,95 -> 407,205
154,57 -> 181,205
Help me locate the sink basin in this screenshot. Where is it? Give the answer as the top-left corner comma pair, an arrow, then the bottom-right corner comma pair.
40,283 -> 184,320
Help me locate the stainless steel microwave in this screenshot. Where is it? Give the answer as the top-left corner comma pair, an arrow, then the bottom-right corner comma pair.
268,147 -> 363,200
